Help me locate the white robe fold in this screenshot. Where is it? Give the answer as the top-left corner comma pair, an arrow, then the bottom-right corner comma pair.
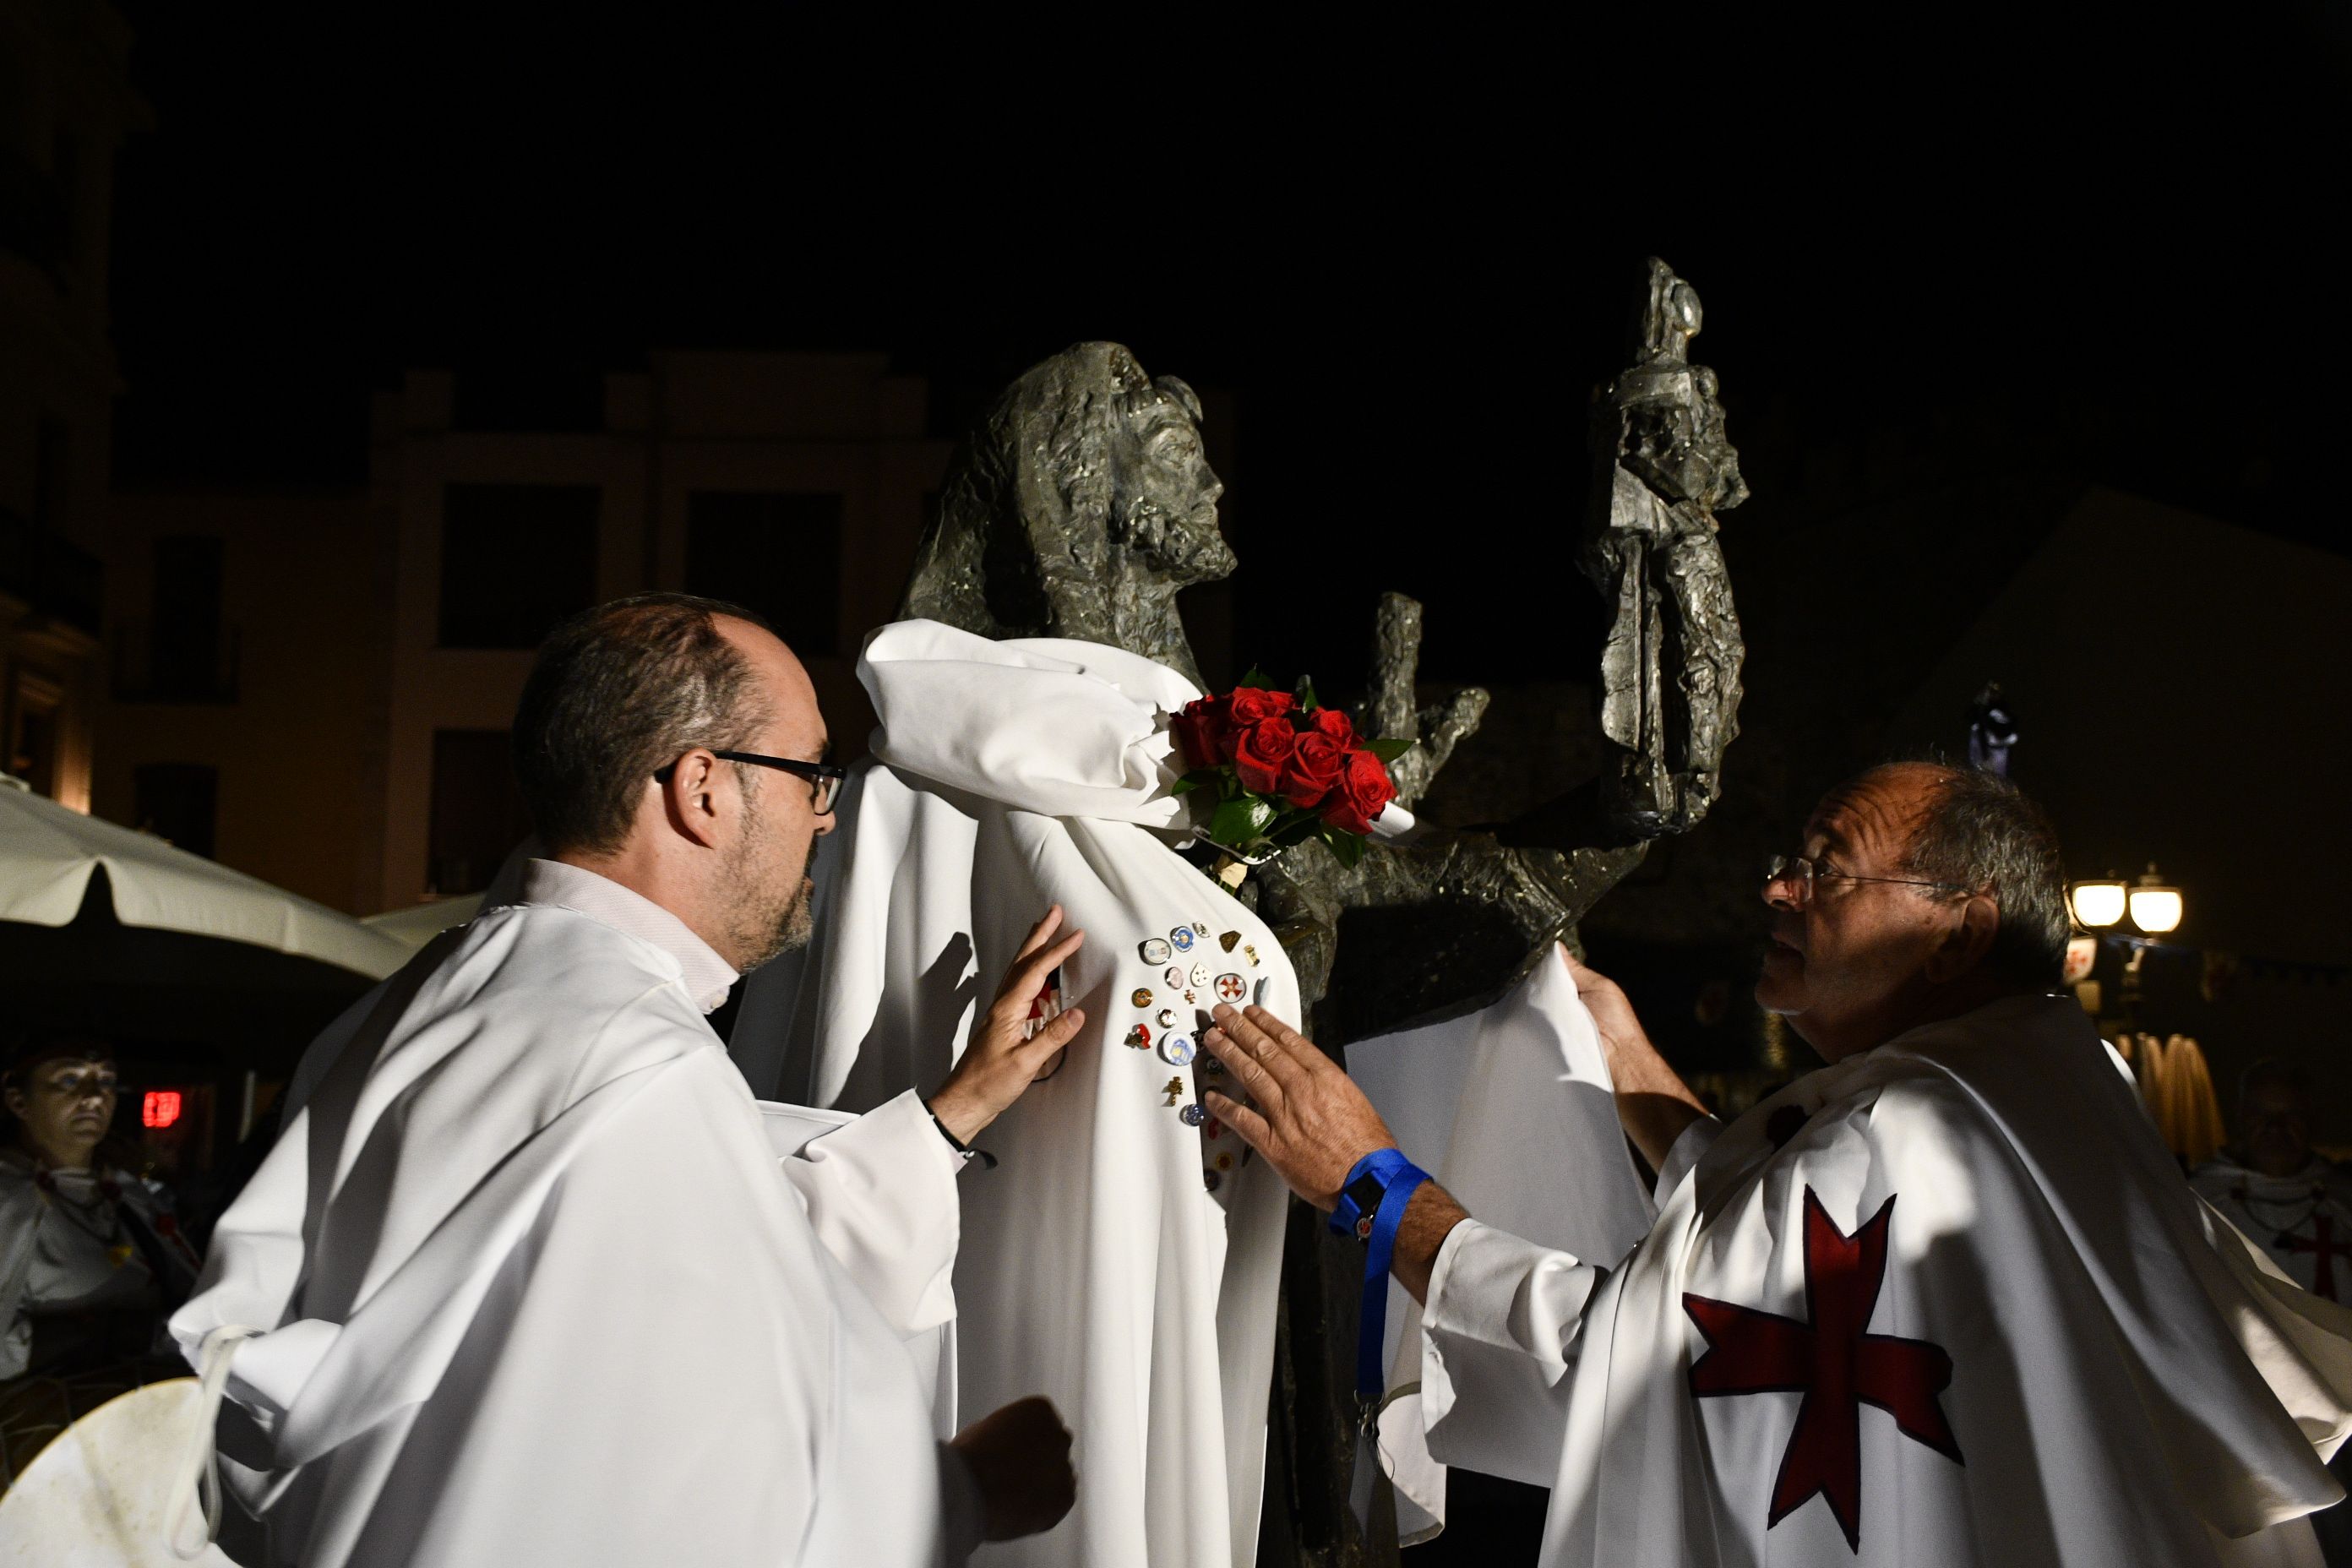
1342,945 -> 1658,1543
1414,992 -> 2352,1566
741,619 -> 1301,1568
170,901 -> 971,1568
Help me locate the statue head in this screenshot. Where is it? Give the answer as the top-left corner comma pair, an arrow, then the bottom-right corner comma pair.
902,342 -> 1232,683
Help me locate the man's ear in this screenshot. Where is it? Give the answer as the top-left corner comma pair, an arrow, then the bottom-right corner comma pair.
1925,895 -> 2000,984
2,1086 -> 25,1121
659,749 -> 727,850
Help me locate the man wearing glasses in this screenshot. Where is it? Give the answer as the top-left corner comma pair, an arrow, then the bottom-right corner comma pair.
171,595 -> 1076,1567
1200,761 -> 2352,1566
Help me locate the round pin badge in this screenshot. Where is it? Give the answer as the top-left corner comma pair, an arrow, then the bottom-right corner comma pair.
1214,973 -> 1246,1002
1170,927 -> 1195,953
1179,1104 -> 1207,1127
1163,966 -> 1184,988
1159,1033 -> 1196,1065
1139,938 -> 1172,965
1214,1152 -> 1235,1171
1131,988 -> 1154,1009
1157,1008 -> 1178,1029
1203,1168 -> 1222,1192
1188,962 -> 1210,988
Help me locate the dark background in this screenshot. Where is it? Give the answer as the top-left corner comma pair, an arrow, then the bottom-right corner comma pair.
109,12 -> 2352,693
93,16 -> 2352,1563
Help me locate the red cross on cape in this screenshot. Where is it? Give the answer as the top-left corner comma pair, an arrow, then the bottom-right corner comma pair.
1682,1188 -> 1963,1552
2278,1213 -> 2344,1301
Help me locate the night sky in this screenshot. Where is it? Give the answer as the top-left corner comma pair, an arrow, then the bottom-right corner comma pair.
106,13 -> 2352,696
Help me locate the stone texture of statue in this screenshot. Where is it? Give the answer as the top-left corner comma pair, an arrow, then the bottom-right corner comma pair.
901,340 -> 1234,689
896,276 -> 1747,1564
1581,257 -> 1750,837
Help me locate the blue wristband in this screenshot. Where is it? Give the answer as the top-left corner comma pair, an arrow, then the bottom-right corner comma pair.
1328,1148 -> 1430,1405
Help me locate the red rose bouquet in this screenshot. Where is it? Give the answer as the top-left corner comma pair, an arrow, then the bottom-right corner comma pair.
1168,669 -> 1411,873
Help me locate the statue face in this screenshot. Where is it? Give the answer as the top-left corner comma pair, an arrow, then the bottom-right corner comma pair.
1112,394 -> 1235,585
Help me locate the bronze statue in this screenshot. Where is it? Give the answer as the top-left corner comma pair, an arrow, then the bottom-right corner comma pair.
901,340 -> 1233,689
896,261 -> 1747,1564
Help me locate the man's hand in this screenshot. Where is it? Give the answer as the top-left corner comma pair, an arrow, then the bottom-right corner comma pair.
1198,1004 -> 1398,1211
928,907 -> 1086,1145
1558,946 -> 1709,1171
1200,1003 -> 1471,1303
950,1395 -> 1076,1542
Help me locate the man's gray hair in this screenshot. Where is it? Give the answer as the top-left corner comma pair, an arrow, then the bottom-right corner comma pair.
1888,762 -> 2072,988
510,593 -> 774,856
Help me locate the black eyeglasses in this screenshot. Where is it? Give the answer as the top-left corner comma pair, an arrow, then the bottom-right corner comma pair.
1762,853 -> 1969,910
654,751 -> 847,814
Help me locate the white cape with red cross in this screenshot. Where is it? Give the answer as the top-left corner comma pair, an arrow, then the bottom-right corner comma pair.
1405,992 -> 2352,1567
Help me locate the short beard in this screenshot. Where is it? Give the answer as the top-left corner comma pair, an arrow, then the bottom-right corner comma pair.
727,809 -> 818,975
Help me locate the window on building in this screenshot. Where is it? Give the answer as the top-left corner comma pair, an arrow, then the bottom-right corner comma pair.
148,535 -> 231,700
33,416 -> 68,531
427,729 -> 533,896
5,670 -> 63,797
684,492 -> 844,657
438,484 -> 600,650
133,763 -> 218,858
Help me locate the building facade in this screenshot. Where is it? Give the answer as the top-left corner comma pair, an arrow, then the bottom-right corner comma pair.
95,351 -> 951,912
0,0 -> 145,809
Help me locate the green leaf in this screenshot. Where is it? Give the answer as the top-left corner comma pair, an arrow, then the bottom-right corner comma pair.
1363,737 -> 1416,764
1323,825 -> 1366,869
1296,677 -> 1319,711
1237,665 -> 1275,691
1168,775 -> 1201,796
1209,793 -> 1277,848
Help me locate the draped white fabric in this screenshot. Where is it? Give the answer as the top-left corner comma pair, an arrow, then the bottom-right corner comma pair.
742,620 -> 1301,1568
1342,946 -> 1656,1544
168,903 -> 969,1568
1418,994 -> 2352,1566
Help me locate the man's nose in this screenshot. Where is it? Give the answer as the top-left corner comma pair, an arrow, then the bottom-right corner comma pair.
1761,878 -> 1800,912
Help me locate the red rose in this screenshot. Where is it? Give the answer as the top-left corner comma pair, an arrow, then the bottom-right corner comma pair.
1170,694 -> 1237,770
1302,707 -> 1356,747
1233,716 -> 1298,794
1227,687 -> 1298,728
1320,747 -> 1397,835
1279,732 -> 1347,808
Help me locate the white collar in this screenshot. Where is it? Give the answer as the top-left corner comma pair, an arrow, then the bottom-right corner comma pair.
513,859 -> 739,1014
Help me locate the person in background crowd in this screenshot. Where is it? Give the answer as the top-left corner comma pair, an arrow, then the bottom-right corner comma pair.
0,1037 -> 200,1381
2195,1060 -> 2352,1565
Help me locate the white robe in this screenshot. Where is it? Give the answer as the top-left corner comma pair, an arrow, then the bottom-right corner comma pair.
739,620 -> 1302,1568
1413,993 -> 2352,1566
2194,1157 -> 2352,1304
168,896 -> 976,1568
1342,947 -> 1658,1544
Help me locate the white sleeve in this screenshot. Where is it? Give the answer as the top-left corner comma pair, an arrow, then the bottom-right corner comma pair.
779,1088 -> 963,1337
1417,1219 -> 1603,1487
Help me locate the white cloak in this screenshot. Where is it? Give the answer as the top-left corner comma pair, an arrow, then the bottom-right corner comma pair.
1415,993 -> 2352,1566
2194,1157 -> 2352,1304
1342,947 -> 1658,1544
169,899 -> 974,1568
738,619 -> 1302,1568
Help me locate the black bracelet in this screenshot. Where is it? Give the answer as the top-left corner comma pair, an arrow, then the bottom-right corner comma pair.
928,1108 -> 999,1170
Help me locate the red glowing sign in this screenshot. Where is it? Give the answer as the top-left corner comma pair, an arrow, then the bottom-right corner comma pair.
142,1091 -> 183,1130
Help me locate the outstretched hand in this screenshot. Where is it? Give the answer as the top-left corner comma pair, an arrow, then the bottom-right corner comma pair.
928,906 -> 1086,1145
1198,1004 -> 1396,1211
